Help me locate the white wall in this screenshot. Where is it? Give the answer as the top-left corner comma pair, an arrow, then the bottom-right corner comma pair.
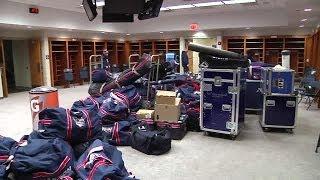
12,40 -> 31,87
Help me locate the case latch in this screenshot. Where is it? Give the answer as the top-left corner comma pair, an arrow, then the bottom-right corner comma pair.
203,103 -> 213,110
203,83 -> 212,92
286,101 -> 296,107
226,121 -> 235,130
266,100 -> 275,106
277,78 -> 284,89
222,104 -> 232,111
228,86 -> 239,94
213,76 -> 222,86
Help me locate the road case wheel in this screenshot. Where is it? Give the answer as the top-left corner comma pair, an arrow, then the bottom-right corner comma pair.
230,135 -> 236,140
287,129 -> 294,134
262,127 -> 269,132
204,131 -> 209,136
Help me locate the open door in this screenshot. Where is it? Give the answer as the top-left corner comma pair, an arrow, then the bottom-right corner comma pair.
29,40 -> 43,87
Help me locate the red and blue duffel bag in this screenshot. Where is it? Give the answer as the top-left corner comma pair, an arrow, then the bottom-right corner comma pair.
116,85 -> 142,112
30,106 -> 102,145
102,121 -> 132,146
0,136 -> 17,179
98,92 -> 130,124
75,139 -> 135,180
8,137 -> 74,180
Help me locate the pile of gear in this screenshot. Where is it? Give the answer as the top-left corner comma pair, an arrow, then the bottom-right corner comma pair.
0,54 -> 201,179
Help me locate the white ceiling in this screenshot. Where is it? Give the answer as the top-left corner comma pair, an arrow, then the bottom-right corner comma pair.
1,0 -> 320,37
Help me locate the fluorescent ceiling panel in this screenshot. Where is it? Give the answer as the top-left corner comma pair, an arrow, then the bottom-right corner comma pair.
160,7 -> 170,11
96,1 -> 105,7
223,0 -> 256,5
193,1 -> 224,7
166,4 -> 195,10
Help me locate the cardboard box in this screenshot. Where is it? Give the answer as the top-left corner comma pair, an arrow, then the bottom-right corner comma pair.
155,98 -> 181,123
156,90 -> 177,105
136,109 -> 155,119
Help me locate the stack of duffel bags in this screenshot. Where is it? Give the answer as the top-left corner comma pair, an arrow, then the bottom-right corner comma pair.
0,100 -> 135,179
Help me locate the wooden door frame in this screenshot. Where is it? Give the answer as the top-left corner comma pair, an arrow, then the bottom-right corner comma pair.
0,40 -> 8,97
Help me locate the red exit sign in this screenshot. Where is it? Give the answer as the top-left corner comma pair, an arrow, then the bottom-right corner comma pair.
190,23 -> 199,31
29,7 -> 39,14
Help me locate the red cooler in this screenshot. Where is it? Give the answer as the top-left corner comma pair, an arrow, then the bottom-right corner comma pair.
29,86 -> 59,130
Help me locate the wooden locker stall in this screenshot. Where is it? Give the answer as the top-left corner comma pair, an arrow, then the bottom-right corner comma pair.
67,40 -> 82,84
50,40 -> 68,86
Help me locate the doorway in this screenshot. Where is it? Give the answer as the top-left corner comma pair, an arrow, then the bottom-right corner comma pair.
2,39 -> 43,94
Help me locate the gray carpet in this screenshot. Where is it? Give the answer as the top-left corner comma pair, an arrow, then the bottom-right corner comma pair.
0,85 -> 319,180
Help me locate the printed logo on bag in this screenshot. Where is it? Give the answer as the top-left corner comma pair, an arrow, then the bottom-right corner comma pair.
102,126 -> 112,133
74,117 -> 86,128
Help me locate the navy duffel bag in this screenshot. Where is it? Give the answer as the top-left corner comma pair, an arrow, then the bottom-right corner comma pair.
75,139 -> 135,180
130,123 -> 171,155
9,137 -> 74,180
98,92 -> 130,123
0,136 -> 17,179
102,121 -> 132,146
116,85 -> 142,112
92,69 -> 113,83
30,106 -> 102,145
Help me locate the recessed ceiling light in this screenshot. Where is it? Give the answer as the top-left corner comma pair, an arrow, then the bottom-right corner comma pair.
304,8 -> 312,12
223,0 -> 256,5
193,2 -> 224,7
299,25 -> 304,28
301,19 -> 308,22
72,38 -> 77,41
246,27 -> 251,29
126,33 -> 131,36
27,26 -> 32,29
160,31 -> 164,34
101,31 -> 105,34
166,4 -> 194,10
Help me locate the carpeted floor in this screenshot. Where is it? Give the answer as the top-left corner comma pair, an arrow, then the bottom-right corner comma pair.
0,84 -> 320,180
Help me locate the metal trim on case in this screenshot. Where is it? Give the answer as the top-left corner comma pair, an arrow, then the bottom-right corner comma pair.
228,86 -> 239,94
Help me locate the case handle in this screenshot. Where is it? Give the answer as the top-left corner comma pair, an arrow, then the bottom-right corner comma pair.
203,103 -> 213,110
286,101 -> 296,107
222,104 -> 231,111
266,100 -> 275,107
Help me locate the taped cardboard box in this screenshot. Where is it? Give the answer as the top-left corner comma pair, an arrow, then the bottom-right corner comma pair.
155,98 -> 181,123
136,109 -> 155,120
156,90 -> 176,105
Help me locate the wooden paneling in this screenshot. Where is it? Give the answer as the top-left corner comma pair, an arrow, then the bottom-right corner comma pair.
29,39 -> 43,87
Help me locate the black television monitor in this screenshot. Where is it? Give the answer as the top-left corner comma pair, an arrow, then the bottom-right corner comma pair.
82,0 -> 98,21
103,0 -> 145,14
103,12 -> 134,23
138,0 -> 163,20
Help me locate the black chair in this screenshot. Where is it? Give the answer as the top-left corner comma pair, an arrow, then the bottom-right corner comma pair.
63,68 -> 74,88
303,81 -> 320,110
80,67 -> 89,82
